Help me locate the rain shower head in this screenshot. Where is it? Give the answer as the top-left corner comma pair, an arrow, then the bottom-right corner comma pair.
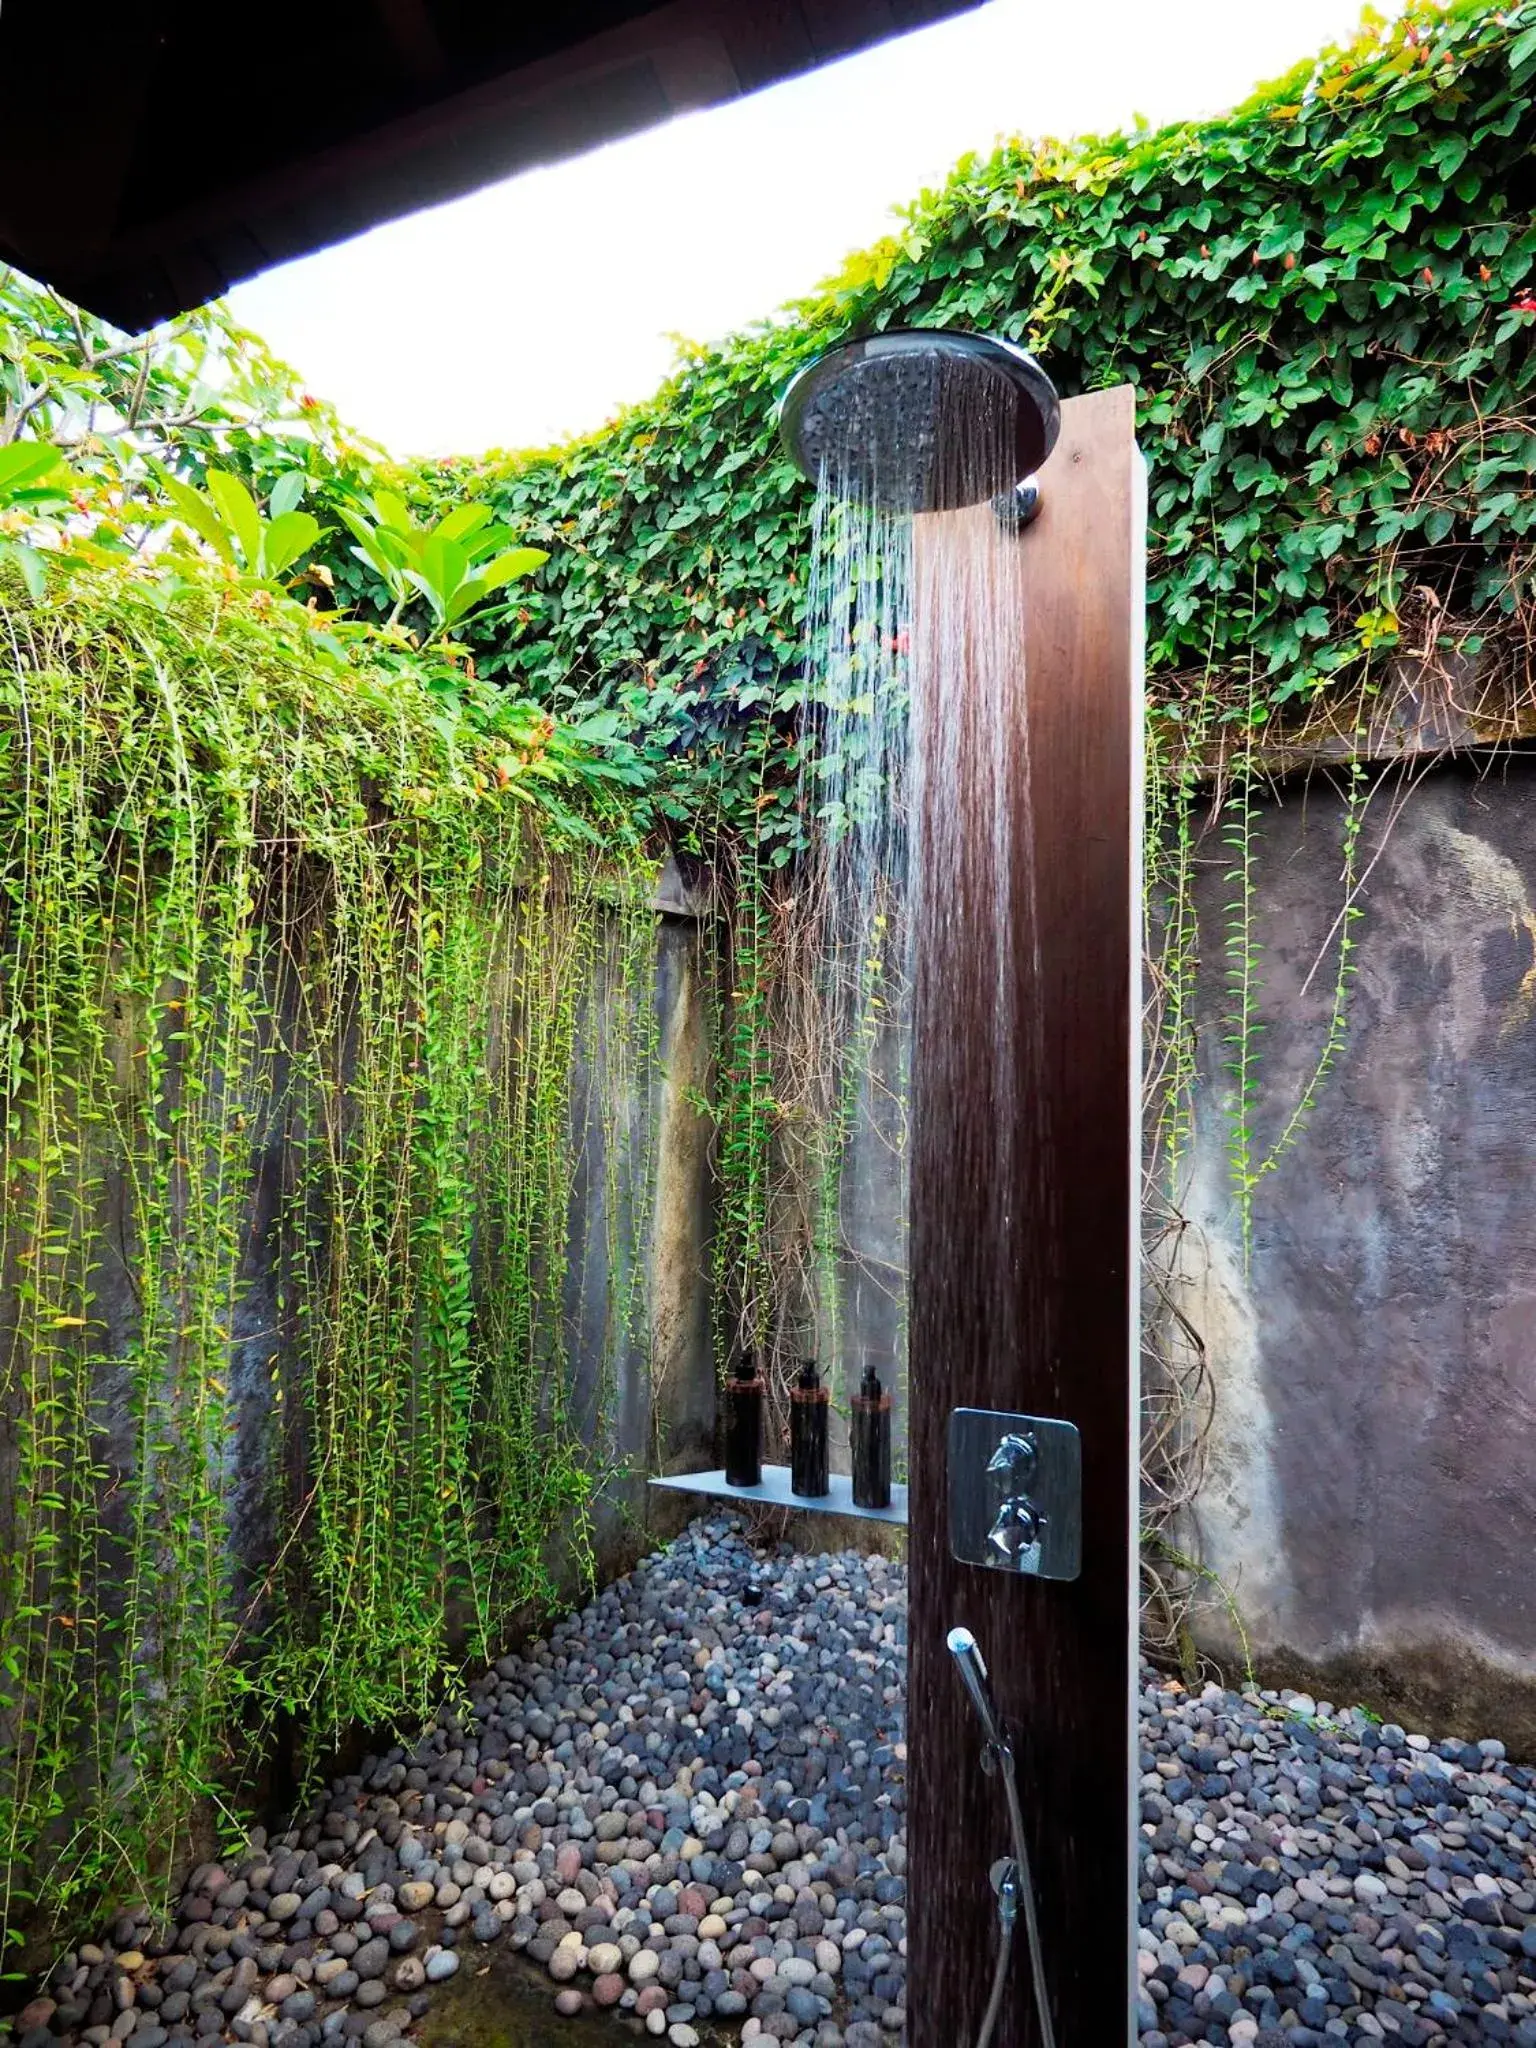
777,329 -> 1060,513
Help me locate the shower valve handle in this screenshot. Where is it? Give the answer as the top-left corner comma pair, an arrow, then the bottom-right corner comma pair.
987,1494 -> 1046,1563
949,1409 -> 1081,1581
986,1429 -> 1037,1485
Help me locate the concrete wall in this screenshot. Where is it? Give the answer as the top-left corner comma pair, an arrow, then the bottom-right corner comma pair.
645,906 -> 719,1479
813,1008 -> 911,1477
1175,756 -> 1536,1745
684,758 -> 1536,1744
562,905 -> 718,1550
0,889 -> 720,1927
831,1013 -> 910,1470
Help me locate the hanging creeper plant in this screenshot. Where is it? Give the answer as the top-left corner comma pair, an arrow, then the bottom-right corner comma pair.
0,563 -> 658,1948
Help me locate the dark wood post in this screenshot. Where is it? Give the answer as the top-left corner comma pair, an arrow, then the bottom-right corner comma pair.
907,386 -> 1142,2048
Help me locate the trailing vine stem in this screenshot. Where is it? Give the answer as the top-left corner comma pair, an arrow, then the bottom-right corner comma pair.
1140,675 -> 1374,1676
0,567 -> 657,1950
1221,670 -> 1264,1268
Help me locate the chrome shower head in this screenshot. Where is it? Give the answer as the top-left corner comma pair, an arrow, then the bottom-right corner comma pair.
947,1624 -> 1007,1754
777,329 -> 1060,513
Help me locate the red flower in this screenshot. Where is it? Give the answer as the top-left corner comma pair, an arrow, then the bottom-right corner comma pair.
1512,295 -> 1536,314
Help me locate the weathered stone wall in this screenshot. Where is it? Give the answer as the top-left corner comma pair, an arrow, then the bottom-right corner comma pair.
563,904 -> 718,1561
642,904 -> 720,1483
1176,756 -> 1536,1746
828,1014 -> 910,1472
0,890 -> 719,1794
796,755 -> 1536,1741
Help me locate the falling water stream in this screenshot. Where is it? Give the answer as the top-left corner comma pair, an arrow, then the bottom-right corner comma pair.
794,475 -> 913,1423
907,491 -> 1054,1394
795,377 -> 1052,1451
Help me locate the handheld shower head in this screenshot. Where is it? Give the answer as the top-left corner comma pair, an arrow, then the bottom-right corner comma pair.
946,1624 -> 1057,2048
947,1625 -> 1007,1755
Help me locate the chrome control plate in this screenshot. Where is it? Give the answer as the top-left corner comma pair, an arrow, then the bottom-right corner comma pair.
948,1407 -> 1082,1581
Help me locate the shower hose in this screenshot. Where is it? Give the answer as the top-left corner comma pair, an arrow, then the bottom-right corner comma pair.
974,1735 -> 1057,2048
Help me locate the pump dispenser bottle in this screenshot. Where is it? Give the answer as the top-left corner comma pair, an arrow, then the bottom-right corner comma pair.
724,1352 -> 764,1489
851,1363 -> 892,1509
790,1359 -> 830,1497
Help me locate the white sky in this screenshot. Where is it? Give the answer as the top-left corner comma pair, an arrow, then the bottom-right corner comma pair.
227,0 -> 1393,461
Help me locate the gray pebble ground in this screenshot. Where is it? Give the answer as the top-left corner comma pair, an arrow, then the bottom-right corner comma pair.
8,1517 -> 1536,2048
1138,1669 -> 1536,2047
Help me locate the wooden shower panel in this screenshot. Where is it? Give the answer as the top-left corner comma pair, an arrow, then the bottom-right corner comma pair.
906,386 -> 1142,2048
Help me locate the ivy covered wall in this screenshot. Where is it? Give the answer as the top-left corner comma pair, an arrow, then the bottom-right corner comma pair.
385,0 -> 1536,850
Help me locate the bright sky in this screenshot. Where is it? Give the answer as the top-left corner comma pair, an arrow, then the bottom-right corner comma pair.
227,0 -> 1392,462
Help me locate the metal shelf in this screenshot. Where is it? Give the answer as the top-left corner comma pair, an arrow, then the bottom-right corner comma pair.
649,1463 -> 907,1526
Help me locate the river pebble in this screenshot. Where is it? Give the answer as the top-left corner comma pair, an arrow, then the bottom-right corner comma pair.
1137,1669 -> 1536,2046
15,1518 -> 1536,2048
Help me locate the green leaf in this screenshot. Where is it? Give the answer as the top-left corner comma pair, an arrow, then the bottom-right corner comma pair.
2,539 -> 50,598
268,470 -> 307,520
417,531 -> 471,625
261,510 -> 322,577
1422,506 -> 1455,546
435,502 -> 493,543
153,467 -> 238,561
336,503 -> 408,599
476,546 -> 548,590
0,442 -> 67,499
206,469 -> 263,567
371,488 -> 415,536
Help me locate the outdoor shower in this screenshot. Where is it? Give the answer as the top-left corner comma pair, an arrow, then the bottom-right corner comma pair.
781,326 -> 1072,2046
778,328 -> 1143,2047
777,328 -> 1060,514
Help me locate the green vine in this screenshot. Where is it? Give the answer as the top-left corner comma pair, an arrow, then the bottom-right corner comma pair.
1221,676 -> 1264,1262
1247,756 -> 1368,1194
709,844 -> 778,1377
0,565 -> 656,1949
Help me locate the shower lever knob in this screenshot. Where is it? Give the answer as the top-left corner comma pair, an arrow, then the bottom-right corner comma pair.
987,1493 -> 1046,1564
948,1409 -> 1082,1581
986,1430 -> 1037,1486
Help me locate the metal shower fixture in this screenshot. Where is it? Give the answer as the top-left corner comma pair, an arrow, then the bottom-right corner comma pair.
776,329 -> 1060,513
945,1626 -> 1058,2048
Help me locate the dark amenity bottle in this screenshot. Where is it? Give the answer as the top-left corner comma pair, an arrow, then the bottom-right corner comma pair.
851,1363 -> 892,1510
724,1353 -> 765,1489
790,1359 -> 830,1498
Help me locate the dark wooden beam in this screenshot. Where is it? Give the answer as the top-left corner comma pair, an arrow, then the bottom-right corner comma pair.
0,4 -> 169,277
907,386 -> 1142,2048
371,0 -> 448,83
0,0 -> 984,332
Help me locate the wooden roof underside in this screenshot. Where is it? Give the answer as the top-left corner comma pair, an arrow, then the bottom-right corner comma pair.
0,0 -> 980,333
